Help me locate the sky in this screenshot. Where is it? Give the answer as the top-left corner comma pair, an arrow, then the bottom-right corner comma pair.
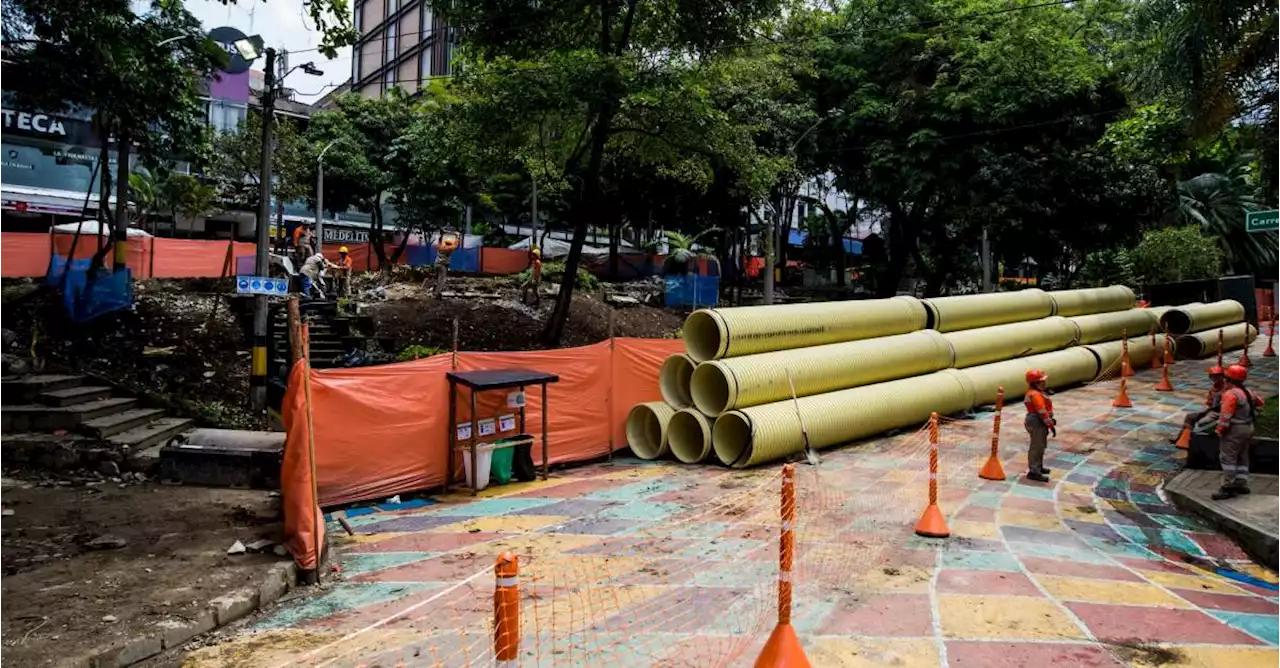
172,0 -> 353,103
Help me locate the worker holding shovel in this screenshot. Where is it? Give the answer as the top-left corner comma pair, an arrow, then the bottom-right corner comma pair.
1023,369 -> 1055,483
520,246 -> 543,305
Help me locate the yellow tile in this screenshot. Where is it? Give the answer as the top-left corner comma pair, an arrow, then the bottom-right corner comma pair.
520,554 -> 648,584
937,594 -> 1085,640
1058,506 -> 1107,524
999,509 -> 1067,532
601,466 -> 674,480
1057,482 -> 1093,496
1036,575 -> 1191,608
858,565 -> 934,593
808,637 -> 940,668
950,520 -> 1002,541
1234,562 -> 1279,585
429,515 -> 569,534
882,468 -> 925,484
1123,646 -> 1280,668
1143,570 -> 1249,595
518,584 -> 667,633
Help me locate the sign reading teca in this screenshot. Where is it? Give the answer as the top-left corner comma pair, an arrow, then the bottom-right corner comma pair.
2,109 -> 69,137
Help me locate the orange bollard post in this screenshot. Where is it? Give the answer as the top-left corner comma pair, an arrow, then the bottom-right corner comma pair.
1112,375 -> 1133,408
1240,333 -> 1253,368
1264,318 -> 1276,358
1120,328 -> 1134,377
755,464 -> 812,668
1163,326 -> 1176,365
1173,424 -> 1191,450
1216,329 -> 1224,368
1149,327 -> 1163,370
1155,336 -> 1175,392
494,552 -> 520,666
914,413 -> 950,538
979,387 -> 1007,481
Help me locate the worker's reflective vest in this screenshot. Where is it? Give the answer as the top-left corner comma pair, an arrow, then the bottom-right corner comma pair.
1218,386 -> 1261,429
1025,389 -> 1055,428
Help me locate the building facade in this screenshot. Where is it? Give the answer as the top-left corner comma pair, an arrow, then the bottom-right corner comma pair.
351,0 -> 456,98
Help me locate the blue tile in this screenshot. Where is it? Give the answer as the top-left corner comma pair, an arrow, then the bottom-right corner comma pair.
1113,524 -> 1154,545
1009,483 -> 1056,500
966,492 -> 1005,508
432,497 -> 561,517
1129,492 -> 1164,506
341,552 -> 438,576
940,550 -> 1022,572
585,480 -> 683,502
599,501 -> 687,521
1081,536 -> 1160,560
1209,611 -> 1279,645
255,582 -> 437,629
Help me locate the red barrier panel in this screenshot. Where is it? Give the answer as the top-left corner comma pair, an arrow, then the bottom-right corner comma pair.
1,232 -> 52,277
150,238 -> 253,278
482,247 -> 531,275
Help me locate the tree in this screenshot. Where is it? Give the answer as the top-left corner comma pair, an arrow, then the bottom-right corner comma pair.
1173,158 -> 1278,275
210,111 -> 311,213
1129,225 -> 1223,284
443,0 -> 785,344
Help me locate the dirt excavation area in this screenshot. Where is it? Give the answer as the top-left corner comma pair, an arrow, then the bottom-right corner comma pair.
0,479 -> 286,666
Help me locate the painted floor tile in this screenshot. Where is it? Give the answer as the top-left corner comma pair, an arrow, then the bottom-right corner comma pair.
1207,611 -> 1280,645
945,641 -> 1125,668
935,569 -> 1043,597
937,594 -> 1085,640
1036,574 -> 1191,608
1067,602 -> 1265,645
806,637 -> 940,668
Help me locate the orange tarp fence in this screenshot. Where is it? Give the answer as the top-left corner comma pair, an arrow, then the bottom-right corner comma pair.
481,247 -> 531,275
150,238 -> 254,278
1,232 -> 53,277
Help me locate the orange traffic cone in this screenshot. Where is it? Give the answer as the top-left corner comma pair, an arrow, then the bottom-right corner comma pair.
978,455 -> 1006,482
1173,424 -> 1191,450
1264,319 -> 1276,358
914,413 -> 950,538
1149,330 -> 1163,370
1164,336 -> 1176,365
1112,376 -> 1133,408
1154,364 -> 1174,391
1240,340 -> 1253,368
755,623 -> 812,668
979,387 -> 1007,481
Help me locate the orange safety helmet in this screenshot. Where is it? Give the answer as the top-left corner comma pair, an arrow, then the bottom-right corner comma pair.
1025,369 -> 1048,385
1225,364 -> 1248,383
440,236 -> 458,250
1207,365 -> 1225,377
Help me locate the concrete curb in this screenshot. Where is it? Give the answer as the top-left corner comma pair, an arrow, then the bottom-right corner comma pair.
1165,471 -> 1279,570
65,560 -> 299,667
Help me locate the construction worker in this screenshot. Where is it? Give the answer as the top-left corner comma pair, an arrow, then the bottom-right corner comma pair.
292,223 -> 314,268
1174,366 -> 1226,441
433,233 -> 458,298
521,246 -> 543,305
334,246 -> 354,297
299,251 -> 340,299
1213,364 -> 1263,499
1023,369 -> 1055,483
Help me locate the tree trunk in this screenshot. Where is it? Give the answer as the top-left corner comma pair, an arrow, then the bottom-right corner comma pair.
875,207 -> 910,298
388,224 -> 413,263
88,141 -> 115,275
608,222 -> 619,279
370,192 -> 390,270
112,135 -> 130,274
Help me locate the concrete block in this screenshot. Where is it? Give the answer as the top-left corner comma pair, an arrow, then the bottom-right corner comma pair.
156,609 -> 216,650
259,565 -> 289,606
85,634 -> 162,667
209,588 -> 260,626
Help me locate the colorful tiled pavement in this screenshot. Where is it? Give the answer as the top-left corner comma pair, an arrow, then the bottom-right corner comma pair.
188,340 -> 1279,667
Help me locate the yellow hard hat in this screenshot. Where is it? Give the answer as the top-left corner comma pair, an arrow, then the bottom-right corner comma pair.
532,246 -> 541,256
339,246 -> 349,254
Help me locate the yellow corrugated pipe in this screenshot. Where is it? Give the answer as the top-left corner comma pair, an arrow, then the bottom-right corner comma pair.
1145,305 -> 1182,327
1081,337 -> 1162,375
688,330 -> 954,416
958,347 -> 1100,407
1066,309 -> 1158,345
680,296 -> 928,363
1174,323 -> 1257,359
668,408 -> 714,463
944,316 -> 1078,368
711,369 -> 975,468
659,354 -> 697,409
1048,286 -> 1136,316
923,289 -> 1054,332
1160,300 -> 1246,336
625,402 -> 676,460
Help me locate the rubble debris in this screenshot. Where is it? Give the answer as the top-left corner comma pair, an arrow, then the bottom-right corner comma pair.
226,540 -> 246,555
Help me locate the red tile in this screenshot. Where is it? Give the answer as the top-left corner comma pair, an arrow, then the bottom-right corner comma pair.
936,569 -> 1042,596
1189,533 -> 1251,560
955,505 -> 997,522
891,548 -> 942,569
348,531 -> 501,554
1171,588 -> 1280,614
1002,497 -> 1057,514
1067,603 -> 1264,645
1019,557 -> 1144,582
1111,556 -> 1196,575
947,641 -> 1125,668
818,594 -> 933,637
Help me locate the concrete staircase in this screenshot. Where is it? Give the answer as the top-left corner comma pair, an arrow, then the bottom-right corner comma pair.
1,374 -> 193,473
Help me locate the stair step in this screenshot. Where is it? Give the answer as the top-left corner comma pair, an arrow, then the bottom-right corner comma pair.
1,374 -> 85,402
79,408 -> 168,438
38,385 -> 114,407
2,398 -> 138,433
108,417 -> 194,451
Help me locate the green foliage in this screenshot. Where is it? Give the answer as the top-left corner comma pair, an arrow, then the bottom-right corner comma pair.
209,111 -> 311,211
1129,226 -> 1223,284
514,261 -> 598,292
397,344 -> 447,361
1259,395 -> 1278,439
1079,248 -> 1137,288
336,297 -> 354,317
1173,157 -> 1278,275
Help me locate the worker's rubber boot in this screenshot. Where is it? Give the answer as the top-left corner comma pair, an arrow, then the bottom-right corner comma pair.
1231,480 -> 1251,495
1026,471 -> 1050,483
1211,486 -> 1239,501
1038,467 -> 1052,475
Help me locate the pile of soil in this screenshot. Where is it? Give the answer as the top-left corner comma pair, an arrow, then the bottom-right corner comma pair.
1,278 -> 262,430
0,480 -> 285,666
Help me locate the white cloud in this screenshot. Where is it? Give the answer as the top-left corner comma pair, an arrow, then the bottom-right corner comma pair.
180,0 -> 352,103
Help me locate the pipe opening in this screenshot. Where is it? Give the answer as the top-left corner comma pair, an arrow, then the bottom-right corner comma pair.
625,405 -> 668,460
690,362 -> 733,416
1162,310 -> 1193,336
1175,336 -> 1204,359
659,355 -> 696,408
682,310 -> 724,363
668,410 -> 712,464
712,412 -> 752,468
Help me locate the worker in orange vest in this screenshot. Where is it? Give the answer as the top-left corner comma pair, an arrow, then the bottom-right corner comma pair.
521,246 -> 543,305
1174,366 -> 1226,442
1023,369 -> 1055,483
433,233 -> 458,298
334,246 -> 354,297
1212,364 -> 1263,499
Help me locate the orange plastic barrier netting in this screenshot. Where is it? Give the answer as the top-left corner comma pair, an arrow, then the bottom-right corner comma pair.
481,247 -> 532,275
1,232 -> 53,277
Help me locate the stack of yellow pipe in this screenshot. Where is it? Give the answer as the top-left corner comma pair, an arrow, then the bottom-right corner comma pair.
627,286 -> 1250,467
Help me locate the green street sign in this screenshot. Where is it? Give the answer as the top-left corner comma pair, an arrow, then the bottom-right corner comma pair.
1246,209 -> 1278,233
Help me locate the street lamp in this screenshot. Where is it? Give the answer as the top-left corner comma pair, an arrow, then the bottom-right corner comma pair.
315,140 -> 337,246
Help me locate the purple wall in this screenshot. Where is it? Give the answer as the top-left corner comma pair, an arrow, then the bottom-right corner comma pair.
208,70 -> 250,104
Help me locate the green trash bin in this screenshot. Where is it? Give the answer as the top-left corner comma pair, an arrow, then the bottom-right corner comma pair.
490,444 -> 515,485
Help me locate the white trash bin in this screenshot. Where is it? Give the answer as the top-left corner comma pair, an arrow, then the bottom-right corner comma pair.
462,443 -> 496,491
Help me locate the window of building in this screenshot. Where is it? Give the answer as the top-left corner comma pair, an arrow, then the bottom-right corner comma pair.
352,49 -> 361,82
387,0 -> 399,16
207,100 -> 247,134
354,0 -> 363,32
421,1 -> 433,38
383,68 -> 394,93
385,23 -> 397,64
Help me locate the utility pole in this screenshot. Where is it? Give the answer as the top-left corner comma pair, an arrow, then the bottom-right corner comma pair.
113,131 -> 131,272
531,174 -> 539,247
316,141 -> 336,248
981,227 -> 992,293
251,47 -> 277,413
